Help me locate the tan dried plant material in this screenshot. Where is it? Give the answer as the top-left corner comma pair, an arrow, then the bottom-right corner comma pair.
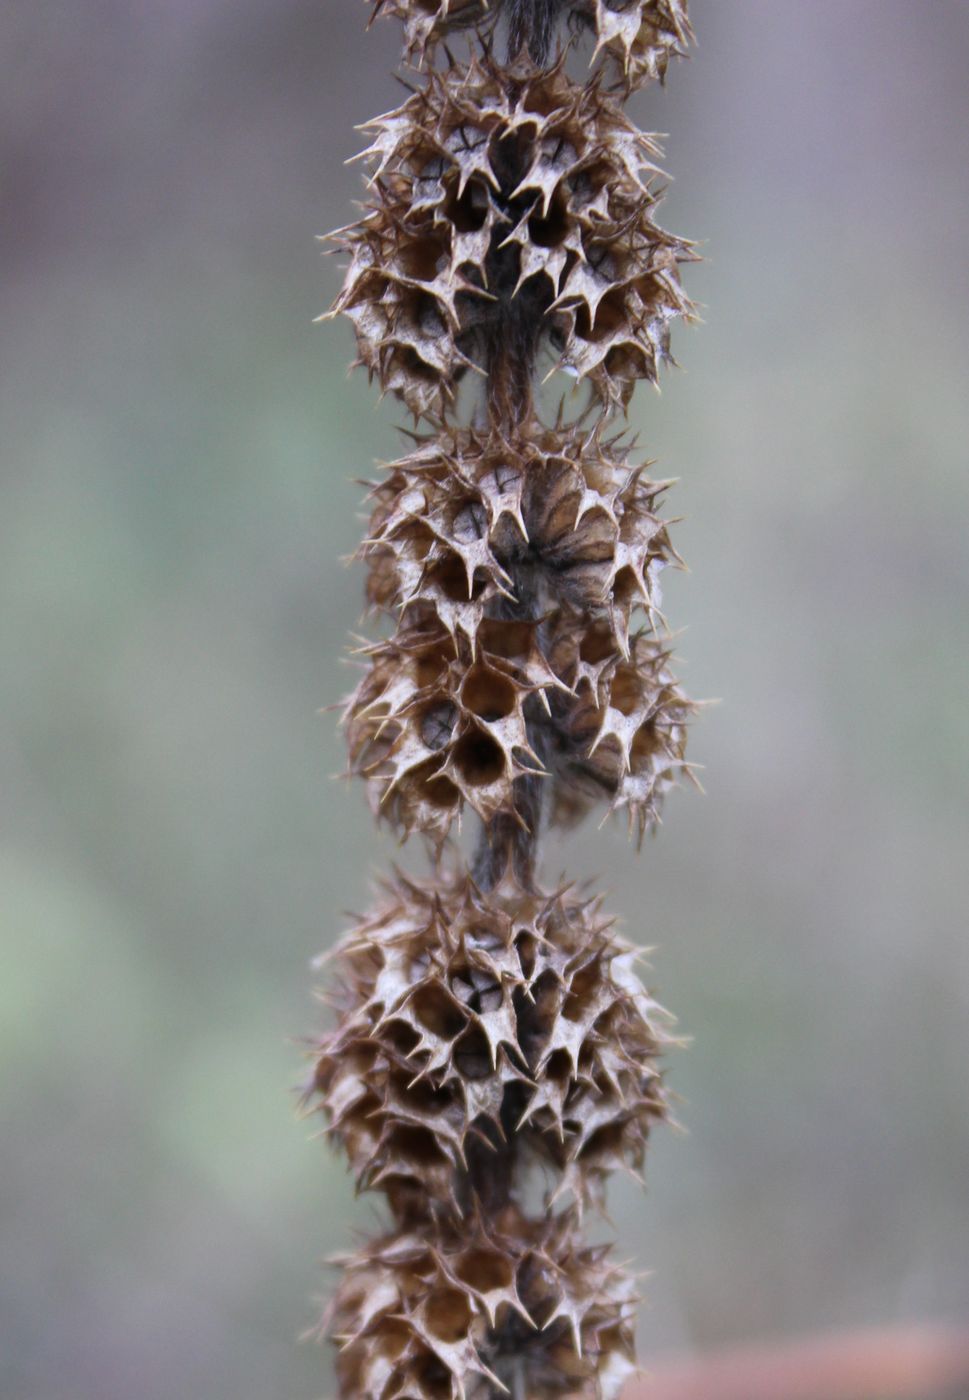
548,620 -> 693,839
344,615 -> 559,840
371,0 -> 692,94
310,868 -> 672,1215
587,0 -> 693,90
344,607 -> 691,842
362,421 -> 679,655
326,1207 -> 637,1400
327,55 -> 693,420
312,0 -> 701,1391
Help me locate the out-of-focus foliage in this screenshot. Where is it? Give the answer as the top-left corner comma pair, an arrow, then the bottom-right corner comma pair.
1,3 -> 968,1399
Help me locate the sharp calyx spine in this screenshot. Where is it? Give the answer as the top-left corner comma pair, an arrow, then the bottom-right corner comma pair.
310,3 -> 698,1395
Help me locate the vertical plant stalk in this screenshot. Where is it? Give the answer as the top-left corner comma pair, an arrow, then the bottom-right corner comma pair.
309,2 -> 698,1396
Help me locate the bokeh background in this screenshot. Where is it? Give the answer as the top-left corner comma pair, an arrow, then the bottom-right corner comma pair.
2,3 -> 968,1397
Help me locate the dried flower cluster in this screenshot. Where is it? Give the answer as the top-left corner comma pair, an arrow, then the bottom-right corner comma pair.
332,55 -> 692,419
314,870 -> 672,1221
310,2 -> 697,1396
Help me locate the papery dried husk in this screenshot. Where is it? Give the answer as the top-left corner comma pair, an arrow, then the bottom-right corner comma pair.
310,868 -> 672,1215
547,617 -> 694,840
344,609 -> 692,840
344,614 -> 560,839
362,420 -> 678,656
326,1206 -> 638,1400
326,55 -> 694,420
372,0 -> 692,95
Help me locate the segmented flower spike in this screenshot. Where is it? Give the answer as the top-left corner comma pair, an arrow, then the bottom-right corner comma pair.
308,3 -> 698,1395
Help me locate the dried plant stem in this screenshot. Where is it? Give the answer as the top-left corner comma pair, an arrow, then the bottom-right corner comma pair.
310,3 -> 698,1397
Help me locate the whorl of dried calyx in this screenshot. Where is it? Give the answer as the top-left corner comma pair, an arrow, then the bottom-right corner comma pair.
343,420 -> 692,844
345,615 -> 691,841
326,55 -> 694,421
325,1207 -> 638,1400
310,868 -> 674,1220
362,421 -> 679,650
372,0 -> 692,89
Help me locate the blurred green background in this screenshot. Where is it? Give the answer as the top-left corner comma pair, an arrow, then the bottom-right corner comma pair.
2,3 -> 968,1397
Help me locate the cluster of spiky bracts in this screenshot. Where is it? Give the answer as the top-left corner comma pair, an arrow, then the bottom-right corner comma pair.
310,2 -> 696,1396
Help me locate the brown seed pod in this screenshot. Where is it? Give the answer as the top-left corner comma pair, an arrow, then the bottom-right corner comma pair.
309,869 -> 672,1216
363,421 -> 679,655
344,615 -> 561,840
326,1207 -> 638,1400
585,0 -> 693,91
327,55 -> 693,421
547,619 -> 693,839
371,0 -> 692,94
344,610 -> 692,841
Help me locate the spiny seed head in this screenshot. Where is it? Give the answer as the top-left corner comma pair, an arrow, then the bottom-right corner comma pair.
548,621 -> 693,839
344,615 -> 556,840
309,869 -> 672,1216
326,1208 -> 637,1400
363,421 -> 679,654
328,55 -> 694,421
586,0 -> 693,90
317,0 -> 700,1391
343,609 -> 691,841
372,0 -> 692,94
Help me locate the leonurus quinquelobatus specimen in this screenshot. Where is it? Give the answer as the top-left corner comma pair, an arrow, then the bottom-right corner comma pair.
308,3 -> 698,1394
